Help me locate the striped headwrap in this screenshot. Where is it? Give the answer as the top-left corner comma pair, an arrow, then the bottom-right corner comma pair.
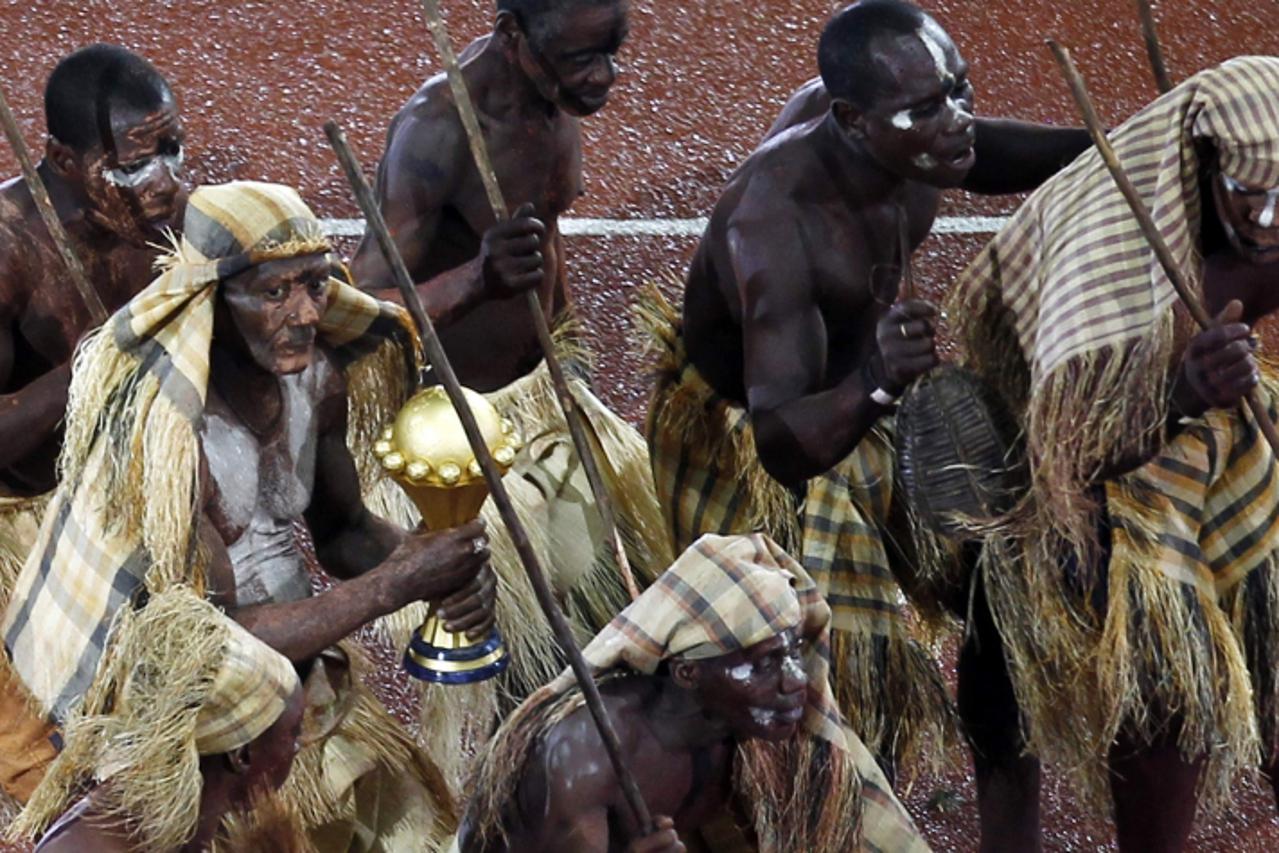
466,534 -> 929,852
952,56 -> 1279,549
949,58 -> 1279,809
1,181 -> 416,848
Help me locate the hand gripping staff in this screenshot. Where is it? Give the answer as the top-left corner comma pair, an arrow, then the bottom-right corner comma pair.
416,0 -> 641,602
1048,40 -> 1279,458
324,121 -> 655,837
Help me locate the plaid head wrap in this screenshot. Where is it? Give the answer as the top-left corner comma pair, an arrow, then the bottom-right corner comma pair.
548,532 -> 849,749
952,56 -> 1279,546
1,182 -> 416,847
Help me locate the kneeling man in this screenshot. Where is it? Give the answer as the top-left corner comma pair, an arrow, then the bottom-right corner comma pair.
458,533 -> 929,852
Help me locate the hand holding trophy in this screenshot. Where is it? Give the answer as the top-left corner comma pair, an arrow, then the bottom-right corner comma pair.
374,385 -> 522,683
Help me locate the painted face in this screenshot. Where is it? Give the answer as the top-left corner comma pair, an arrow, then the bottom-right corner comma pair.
518,1 -> 628,117
74,95 -> 186,245
854,19 -> 976,187
687,629 -> 808,742
1213,171 -> 1279,264
218,254 -> 332,376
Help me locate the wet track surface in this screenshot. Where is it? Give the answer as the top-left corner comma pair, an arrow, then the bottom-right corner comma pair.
2,1 -> 1278,849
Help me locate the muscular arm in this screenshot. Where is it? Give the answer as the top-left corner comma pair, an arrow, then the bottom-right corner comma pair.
0,329 -> 69,478
734,208 -> 887,488
205,366 -> 489,662
961,119 -> 1092,195
350,106 -> 485,328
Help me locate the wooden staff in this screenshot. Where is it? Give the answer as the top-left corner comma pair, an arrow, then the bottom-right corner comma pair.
1135,0 -> 1173,95
417,0 -> 640,601
325,121 -> 655,835
0,86 -> 106,324
1048,41 -> 1279,457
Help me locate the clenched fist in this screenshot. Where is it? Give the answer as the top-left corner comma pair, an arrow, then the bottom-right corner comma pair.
627,816 -> 686,853
1177,300 -> 1260,416
480,202 -> 547,297
872,299 -> 940,394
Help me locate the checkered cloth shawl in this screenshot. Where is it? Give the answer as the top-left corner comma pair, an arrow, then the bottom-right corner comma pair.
952,56 -> 1279,548
640,293 -> 951,767
2,181 -> 414,752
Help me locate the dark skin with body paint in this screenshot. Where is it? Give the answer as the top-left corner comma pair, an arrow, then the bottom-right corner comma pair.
351,1 -> 628,392
683,24 -> 1093,490
0,94 -> 185,495
198,254 -> 496,665
958,160 -> 1279,853
35,685 -> 306,853
458,629 -> 806,853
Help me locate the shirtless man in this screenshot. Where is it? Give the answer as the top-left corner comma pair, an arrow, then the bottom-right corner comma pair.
352,0 -> 668,722
948,56 -> 1279,851
0,44 -> 184,494
3,182 -> 493,849
0,44 -> 185,807
459,533 -> 927,853
646,0 -> 1091,776
352,0 -> 627,392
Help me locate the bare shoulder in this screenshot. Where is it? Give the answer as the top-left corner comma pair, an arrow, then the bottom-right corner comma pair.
0,175 -> 38,308
764,76 -> 831,140
534,678 -> 655,797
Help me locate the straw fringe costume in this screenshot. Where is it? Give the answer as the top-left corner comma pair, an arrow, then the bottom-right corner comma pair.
366,334 -> 670,786
0,496 -> 55,807
950,56 -> 1279,808
464,533 -> 928,853
1,181 -> 453,850
640,290 -> 951,769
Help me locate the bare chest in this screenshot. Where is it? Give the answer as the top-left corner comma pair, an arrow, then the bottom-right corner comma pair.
202,364 -> 329,605
16,238 -> 156,363
452,118 -> 582,230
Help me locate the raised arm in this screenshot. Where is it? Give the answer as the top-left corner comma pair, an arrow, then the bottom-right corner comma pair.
349,105 -> 544,327
961,118 -> 1092,195
735,204 -> 937,488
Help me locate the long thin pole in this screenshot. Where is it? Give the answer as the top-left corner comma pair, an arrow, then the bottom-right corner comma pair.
0,86 -> 106,324
1135,0 -> 1174,95
418,0 -> 640,601
325,121 -> 654,835
1048,41 -> 1279,456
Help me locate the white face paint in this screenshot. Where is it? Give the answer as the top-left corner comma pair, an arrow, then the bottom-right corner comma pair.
890,110 -> 915,130
102,147 -> 183,189
728,662 -> 755,682
917,22 -> 950,83
912,153 -> 938,170
781,654 -> 805,685
1223,174 -> 1279,229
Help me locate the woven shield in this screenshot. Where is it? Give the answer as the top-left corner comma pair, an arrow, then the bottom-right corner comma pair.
895,365 -> 1026,536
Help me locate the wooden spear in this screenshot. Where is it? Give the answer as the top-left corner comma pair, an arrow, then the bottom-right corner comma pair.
0,86 -> 107,324
417,0 -> 640,601
325,120 -> 655,835
1134,0 -> 1174,95
1047,41 -> 1279,457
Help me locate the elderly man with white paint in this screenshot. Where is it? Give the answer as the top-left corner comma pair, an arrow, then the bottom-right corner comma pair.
643,0 -> 1091,782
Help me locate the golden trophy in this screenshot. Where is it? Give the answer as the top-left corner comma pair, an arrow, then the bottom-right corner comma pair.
372,385 -> 521,684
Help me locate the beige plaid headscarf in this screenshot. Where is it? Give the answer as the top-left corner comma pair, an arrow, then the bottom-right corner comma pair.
2,181 -> 416,849
952,56 -> 1279,547
548,532 -> 849,749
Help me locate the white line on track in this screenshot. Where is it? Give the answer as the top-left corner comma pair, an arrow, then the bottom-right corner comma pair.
319,214 -> 1009,239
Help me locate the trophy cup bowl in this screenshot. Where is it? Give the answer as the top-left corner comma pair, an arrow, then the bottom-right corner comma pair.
372,385 -> 521,684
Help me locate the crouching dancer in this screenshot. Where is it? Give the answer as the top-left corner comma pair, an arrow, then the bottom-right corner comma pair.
458,533 -> 929,852
2,181 -> 494,851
